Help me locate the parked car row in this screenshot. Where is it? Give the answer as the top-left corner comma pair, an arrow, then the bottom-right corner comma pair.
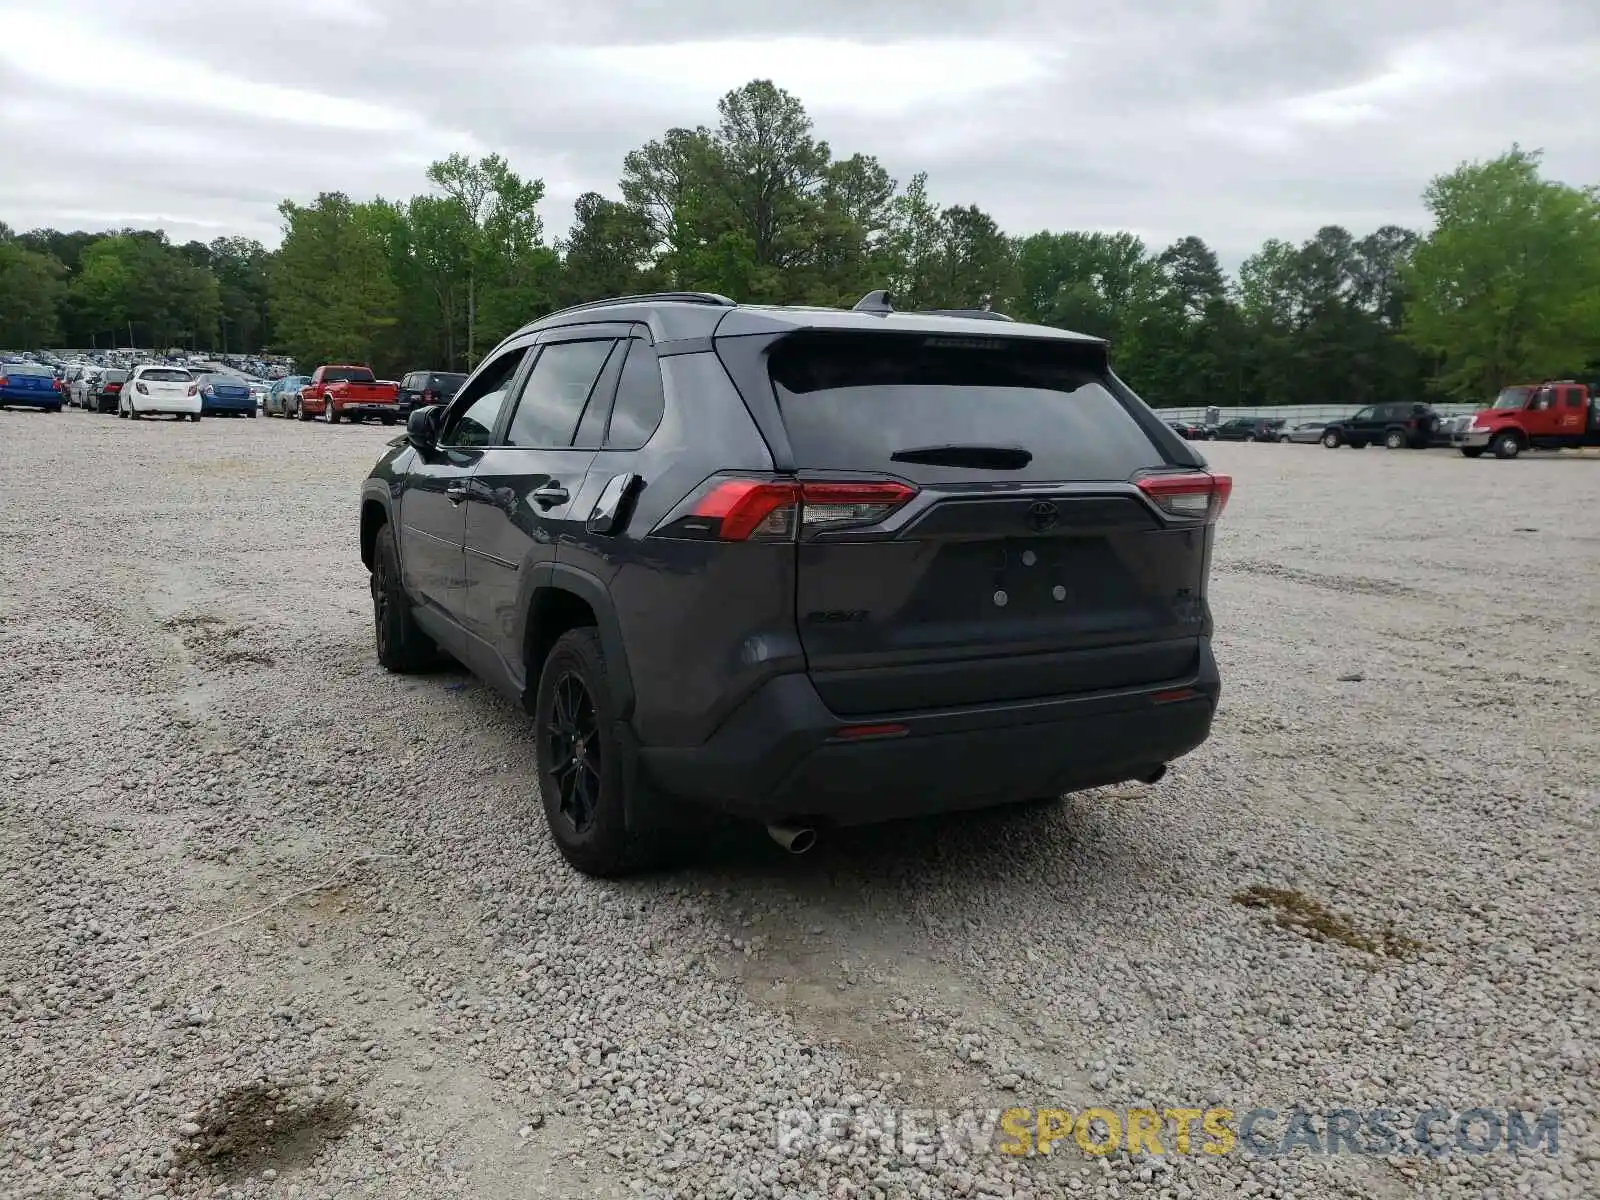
262,366 -> 466,424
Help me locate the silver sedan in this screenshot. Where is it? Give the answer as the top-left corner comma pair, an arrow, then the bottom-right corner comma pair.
1278,421 -> 1327,444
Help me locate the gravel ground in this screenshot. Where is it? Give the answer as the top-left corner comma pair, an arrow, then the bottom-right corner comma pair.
1,407 -> 1597,1200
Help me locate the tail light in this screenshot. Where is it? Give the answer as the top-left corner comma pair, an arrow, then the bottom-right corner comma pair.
422,389 -> 437,403
106,382 -> 121,392
1135,472 -> 1232,523
136,382 -> 149,395
0,376 -> 8,388
187,384 -> 199,396
654,477 -> 917,541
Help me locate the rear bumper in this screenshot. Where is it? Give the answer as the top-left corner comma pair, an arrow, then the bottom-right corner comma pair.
339,402 -> 399,419
201,396 -> 253,413
131,394 -> 201,415
639,640 -> 1220,824
0,390 -> 61,408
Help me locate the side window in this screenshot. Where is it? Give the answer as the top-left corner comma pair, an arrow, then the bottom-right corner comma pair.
604,341 -> 667,450
1352,407 -> 1375,422
505,339 -> 616,448
1533,388 -> 1554,411
1562,387 -> 1583,409
440,348 -> 529,448
572,342 -> 628,449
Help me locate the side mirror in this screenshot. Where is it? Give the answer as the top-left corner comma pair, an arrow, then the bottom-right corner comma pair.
407,404 -> 442,452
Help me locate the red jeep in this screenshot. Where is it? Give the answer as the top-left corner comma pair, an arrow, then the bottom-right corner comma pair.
1454,381 -> 1600,459
298,365 -> 400,425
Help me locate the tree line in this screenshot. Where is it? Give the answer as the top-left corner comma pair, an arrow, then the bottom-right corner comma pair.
2,80 -> 1597,406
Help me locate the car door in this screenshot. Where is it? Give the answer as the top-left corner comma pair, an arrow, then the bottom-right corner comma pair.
398,344 -> 533,619
461,327 -> 624,671
1558,385 -> 1588,437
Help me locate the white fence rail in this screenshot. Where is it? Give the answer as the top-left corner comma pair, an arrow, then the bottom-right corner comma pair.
1152,403 -> 1482,426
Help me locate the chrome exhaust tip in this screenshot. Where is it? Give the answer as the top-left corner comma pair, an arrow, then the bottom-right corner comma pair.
767,823 -> 818,854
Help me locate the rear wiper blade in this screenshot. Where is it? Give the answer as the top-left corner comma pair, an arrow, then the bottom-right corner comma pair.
889,444 -> 1033,470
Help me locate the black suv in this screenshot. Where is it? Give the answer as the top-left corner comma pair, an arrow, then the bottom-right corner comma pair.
1320,402 -> 1439,449
359,291 -> 1229,875
1211,417 -> 1285,442
396,370 -> 467,417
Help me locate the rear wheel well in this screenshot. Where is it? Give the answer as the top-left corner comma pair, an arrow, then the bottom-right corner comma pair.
525,588 -> 598,699
359,499 -> 387,568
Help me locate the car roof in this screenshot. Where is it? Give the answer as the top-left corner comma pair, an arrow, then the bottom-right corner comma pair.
511,291 -> 1104,348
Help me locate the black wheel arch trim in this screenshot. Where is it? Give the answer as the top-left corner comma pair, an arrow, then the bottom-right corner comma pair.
516,562 -> 636,721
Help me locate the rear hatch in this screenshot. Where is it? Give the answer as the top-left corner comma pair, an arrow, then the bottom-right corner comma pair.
138,370 -> 194,401
764,331 -> 1221,716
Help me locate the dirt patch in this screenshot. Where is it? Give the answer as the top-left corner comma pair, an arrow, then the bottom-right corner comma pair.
164,612 -> 275,669
175,1079 -> 357,1181
1233,885 -> 1422,960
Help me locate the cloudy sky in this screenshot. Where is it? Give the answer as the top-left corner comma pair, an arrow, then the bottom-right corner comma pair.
1,0 -> 1596,268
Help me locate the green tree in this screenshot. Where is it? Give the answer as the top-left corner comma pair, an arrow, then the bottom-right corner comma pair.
1405,146 -> 1600,398
0,242 -> 66,348
271,193 -> 400,369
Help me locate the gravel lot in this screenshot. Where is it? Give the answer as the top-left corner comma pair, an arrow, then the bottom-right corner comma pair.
2,408 -> 1597,1200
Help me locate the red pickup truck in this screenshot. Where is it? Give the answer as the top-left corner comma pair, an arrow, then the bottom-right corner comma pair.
298,365 -> 400,425
1453,380 -> 1600,459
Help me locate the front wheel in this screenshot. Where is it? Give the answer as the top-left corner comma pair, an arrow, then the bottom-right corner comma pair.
534,628 -> 658,877
1490,431 -> 1522,460
371,522 -> 435,673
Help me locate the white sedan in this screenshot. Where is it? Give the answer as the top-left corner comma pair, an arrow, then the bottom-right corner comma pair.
120,366 -> 201,421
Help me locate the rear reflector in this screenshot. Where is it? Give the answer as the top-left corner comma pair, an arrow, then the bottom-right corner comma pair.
834,723 -> 909,740
1151,688 -> 1200,704
1135,472 -> 1231,522
666,478 -> 917,541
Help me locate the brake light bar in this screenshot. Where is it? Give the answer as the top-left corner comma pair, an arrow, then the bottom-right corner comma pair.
660,477 -> 917,541
1135,472 -> 1232,522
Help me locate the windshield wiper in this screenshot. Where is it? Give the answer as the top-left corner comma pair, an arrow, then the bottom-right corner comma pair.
889,444 -> 1033,470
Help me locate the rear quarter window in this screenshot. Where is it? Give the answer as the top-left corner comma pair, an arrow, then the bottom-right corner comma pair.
767,333 -> 1167,482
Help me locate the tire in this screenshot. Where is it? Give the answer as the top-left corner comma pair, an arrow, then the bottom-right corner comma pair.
1322,430 -> 1342,448
117,402 -> 128,419
248,408 -> 257,418
1460,447 -> 1484,459
298,404 -> 312,422
1490,431 -> 1522,460
1384,430 -> 1406,449
129,406 -> 141,420
533,628 -> 656,877
1279,435 -> 1291,443
370,521 -> 435,673
190,413 -> 201,422
324,398 -> 339,424
381,416 -> 396,427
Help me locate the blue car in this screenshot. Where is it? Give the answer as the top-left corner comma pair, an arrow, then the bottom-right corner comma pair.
195,372 -> 256,417
0,363 -> 63,412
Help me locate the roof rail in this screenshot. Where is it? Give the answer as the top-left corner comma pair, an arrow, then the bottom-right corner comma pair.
542,291 -> 738,320
918,308 -> 1016,322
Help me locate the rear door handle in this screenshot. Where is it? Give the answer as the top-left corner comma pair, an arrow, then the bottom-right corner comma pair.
446,484 -> 468,505
532,484 -> 569,509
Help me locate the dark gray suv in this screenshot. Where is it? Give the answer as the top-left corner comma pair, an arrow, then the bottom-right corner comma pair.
359,291 -> 1230,875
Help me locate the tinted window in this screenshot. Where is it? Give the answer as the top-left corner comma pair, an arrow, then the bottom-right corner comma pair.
605,341 -> 666,449
101,370 -> 127,383
768,334 -> 1162,481
141,369 -> 192,383
441,348 -> 528,447
319,367 -> 376,383
506,340 -> 615,448
5,363 -> 51,376
573,343 -> 627,449
429,373 -> 467,394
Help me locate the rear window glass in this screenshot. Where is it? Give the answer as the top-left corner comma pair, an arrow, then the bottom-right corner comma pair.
101,370 -> 127,382
430,373 -> 467,392
5,363 -> 52,376
141,369 -> 193,382
320,367 -> 376,383
767,334 -> 1165,481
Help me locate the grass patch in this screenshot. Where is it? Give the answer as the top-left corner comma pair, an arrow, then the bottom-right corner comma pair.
1233,885 -> 1422,960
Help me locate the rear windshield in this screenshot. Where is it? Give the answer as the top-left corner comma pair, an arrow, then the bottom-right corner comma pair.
430,372 -> 467,392
101,370 -> 128,382
5,363 -> 52,376
767,334 -> 1165,481
202,374 -> 246,385
320,367 -> 376,383
141,369 -> 193,383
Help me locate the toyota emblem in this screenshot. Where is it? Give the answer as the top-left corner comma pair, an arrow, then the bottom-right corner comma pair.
1026,501 -> 1059,532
